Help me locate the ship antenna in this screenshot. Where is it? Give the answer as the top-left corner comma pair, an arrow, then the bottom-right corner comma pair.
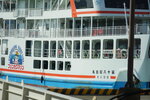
123,2 -> 129,34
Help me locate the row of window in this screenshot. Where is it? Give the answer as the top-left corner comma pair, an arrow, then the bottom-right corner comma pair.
26,39 -> 141,59
33,60 -> 71,71
0,57 -> 71,71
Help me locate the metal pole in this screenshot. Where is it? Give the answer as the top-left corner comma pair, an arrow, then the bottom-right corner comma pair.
126,0 -> 135,88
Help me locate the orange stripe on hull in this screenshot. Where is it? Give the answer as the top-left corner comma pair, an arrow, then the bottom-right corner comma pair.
110,76 -> 116,79
76,11 -> 150,15
0,68 -> 95,78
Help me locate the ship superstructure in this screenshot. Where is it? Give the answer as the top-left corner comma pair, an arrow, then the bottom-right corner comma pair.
0,0 -> 150,89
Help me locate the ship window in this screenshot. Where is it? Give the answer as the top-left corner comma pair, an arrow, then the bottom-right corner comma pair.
58,41 -> 64,58
50,61 -> 56,70
103,39 -> 113,59
105,0 -> 149,9
43,41 -> 49,57
67,0 -> 71,9
11,0 -> 16,11
33,60 -> 41,69
116,39 -> 128,59
65,41 -> 72,58
74,18 -> 81,37
1,57 -> 5,66
25,41 -> 32,56
73,41 -> 80,58
82,17 -> 91,37
43,60 -> 48,69
92,40 -> 101,59
51,0 -> 59,10
134,39 -> 141,58
34,41 -> 41,57
75,0 -> 93,9
59,0 -> 66,10
44,0 -> 50,11
50,41 -> 56,58
82,40 -> 90,58
1,39 -> 8,55
3,1 -> 10,11
65,62 -> 71,71
57,61 -> 63,70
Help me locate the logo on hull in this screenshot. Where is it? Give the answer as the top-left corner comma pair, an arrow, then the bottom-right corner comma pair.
8,45 -> 24,70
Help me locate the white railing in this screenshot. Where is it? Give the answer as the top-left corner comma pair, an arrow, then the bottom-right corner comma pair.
13,8 -> 43,17
1,25 -> 150,38
92,50 -> 101,58
65,50 -> 72,58
13,9 -> 28,17
103,50 -> 113,59
116,49 -> 140,59
50,49 -> 56,57
116,49 -> 128,59
0,78 -> 82,100
25,48 -> 32,56
34,48 -> 41,57
134,49 -> 141,58
82,50 -> 90,58
28,8 -> 43,17
73,50 -> 80,58
43,49 -> 49,57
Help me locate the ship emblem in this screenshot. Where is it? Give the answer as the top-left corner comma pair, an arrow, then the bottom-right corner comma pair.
9,45 -> 24,65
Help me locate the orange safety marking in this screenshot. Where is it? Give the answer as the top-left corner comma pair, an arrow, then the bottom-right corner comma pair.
70,0 -> 77,17
98,89 -> 105,95
107,89 -> 113,95
58,89 -> 63,93
76,11 -> 150,15
90,89 -> 96,95
66,89 -> 72,95
74,89 -> 81,95
82,89 -> 89,95
110,76 -> 116,79
0,68 -> 95,78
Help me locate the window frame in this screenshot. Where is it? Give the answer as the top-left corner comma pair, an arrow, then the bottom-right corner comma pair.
1,57 -> 5,66
33,60 -> 41,69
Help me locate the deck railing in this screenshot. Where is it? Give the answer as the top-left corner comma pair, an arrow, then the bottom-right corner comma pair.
0,79 -> 82,100
1,25 -> 149,38
116,49 -> 140,59
50,49 -> 56,57
65,50 -> 72,58
103,50 -> 113,59
92,50 -> 101,59
13,8 -> 43,17
73,50 -> 80,58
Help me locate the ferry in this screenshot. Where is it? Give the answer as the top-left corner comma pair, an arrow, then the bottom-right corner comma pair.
0,0 -> 150,89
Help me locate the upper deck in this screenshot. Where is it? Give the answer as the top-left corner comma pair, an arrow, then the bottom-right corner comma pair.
0,0 -> 150,19
0,0 -> 150,39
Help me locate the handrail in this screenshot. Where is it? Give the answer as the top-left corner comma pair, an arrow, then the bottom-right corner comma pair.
0,78 -> 82,100
1,24 -> 149,38
13,8 -> 43,17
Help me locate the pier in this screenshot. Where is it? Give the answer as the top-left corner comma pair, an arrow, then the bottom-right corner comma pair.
0,78 -> 82,100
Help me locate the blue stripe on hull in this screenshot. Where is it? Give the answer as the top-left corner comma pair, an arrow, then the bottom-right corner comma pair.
0,73 -> 149,89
